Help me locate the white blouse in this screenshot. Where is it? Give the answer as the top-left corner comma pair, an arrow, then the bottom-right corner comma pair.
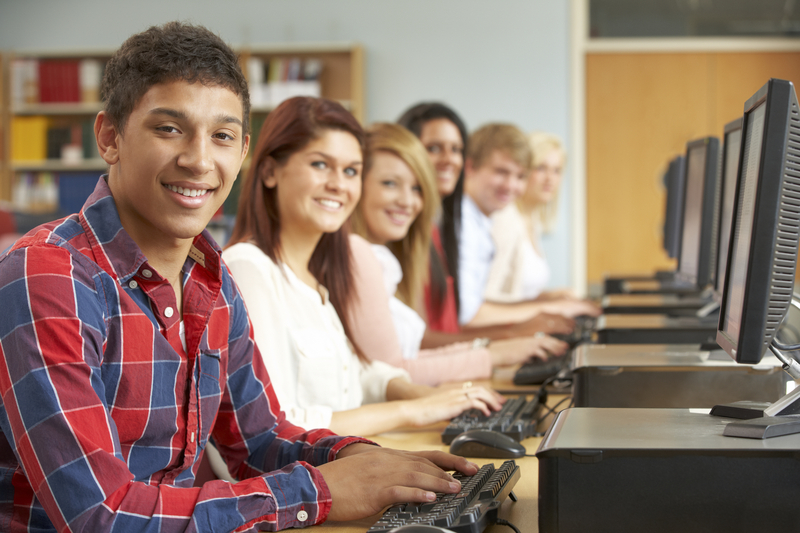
369,244 -> 427,360
485,203 -> 550,302
222,242 -> 409,430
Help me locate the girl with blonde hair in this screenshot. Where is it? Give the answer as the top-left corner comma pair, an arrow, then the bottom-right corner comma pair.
486,132 -> 596,309
349,123 -> 567,385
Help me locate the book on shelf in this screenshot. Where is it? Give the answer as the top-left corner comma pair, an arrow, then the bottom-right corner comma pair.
39,60 -> 81,103
12,171 -> 101,216
248,57 -> 322,107
11,116 -> 49,161
12,57 -> 105,105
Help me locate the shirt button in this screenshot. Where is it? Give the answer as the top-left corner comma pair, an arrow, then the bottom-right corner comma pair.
297,510 -> 308,522
141,269 -> 153,278
128,280 -> 138,289
164,307 -> 174,318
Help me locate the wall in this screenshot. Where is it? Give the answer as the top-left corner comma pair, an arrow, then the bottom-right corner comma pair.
0,0 -> 575,289
585,49 -> 800,283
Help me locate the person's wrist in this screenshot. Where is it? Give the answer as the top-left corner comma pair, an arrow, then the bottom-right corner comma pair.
336,442 -> 377,459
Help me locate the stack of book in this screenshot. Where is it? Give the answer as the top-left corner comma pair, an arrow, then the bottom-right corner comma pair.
247,56 -> 322,108
11,58 -> 103,106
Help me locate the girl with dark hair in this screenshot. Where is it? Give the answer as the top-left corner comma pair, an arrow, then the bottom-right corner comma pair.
397,103 -> 467,334
223,97 -> 502,440
398,103 -> 576,348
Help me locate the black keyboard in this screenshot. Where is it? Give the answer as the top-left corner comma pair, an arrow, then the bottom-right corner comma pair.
513,354 -> 571,386
441,395 -> 543,444
367,460 -> 520,533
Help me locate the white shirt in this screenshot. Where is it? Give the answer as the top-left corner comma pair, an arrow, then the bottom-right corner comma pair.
457,194 -> 495,324
485,203 -> 551,302
369,244 -> 427,360
222,242 -> 409,430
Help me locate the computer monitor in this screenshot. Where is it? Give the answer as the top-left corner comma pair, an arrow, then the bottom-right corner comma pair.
675,136 -> 721,289
711,78 -> 800,439
712,117 -> 744,300
662,155 -> 686,259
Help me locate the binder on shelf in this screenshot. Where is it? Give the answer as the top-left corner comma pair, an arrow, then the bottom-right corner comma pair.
79,59 -> 102,103
58,172 -> 101,216
38,60 -> 80,103
11,116 -> 49,161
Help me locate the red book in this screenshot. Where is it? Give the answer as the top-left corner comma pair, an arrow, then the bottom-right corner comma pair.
38,60 -> 80,103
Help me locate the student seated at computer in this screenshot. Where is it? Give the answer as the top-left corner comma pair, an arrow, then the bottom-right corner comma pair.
455,123 -> 600,328
397,103 -> 575,345
222,97 -> 503,441
0,23 -> 486,532
347,122 -> 568,386
486,132 -> 599,309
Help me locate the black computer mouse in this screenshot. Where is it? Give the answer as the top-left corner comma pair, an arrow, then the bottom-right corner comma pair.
388,525 -> 456,533
448,429 -> 526,459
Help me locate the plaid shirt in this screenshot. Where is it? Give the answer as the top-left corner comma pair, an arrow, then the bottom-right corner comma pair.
0,178 -> 369,532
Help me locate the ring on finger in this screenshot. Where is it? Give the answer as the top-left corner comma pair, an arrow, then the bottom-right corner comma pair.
462,381 -> 473,389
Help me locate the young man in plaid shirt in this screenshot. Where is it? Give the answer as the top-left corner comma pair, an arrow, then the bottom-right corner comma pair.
0,22 -> 478,533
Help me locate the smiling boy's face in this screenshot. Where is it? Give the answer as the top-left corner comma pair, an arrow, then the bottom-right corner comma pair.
99,79 -> 249,251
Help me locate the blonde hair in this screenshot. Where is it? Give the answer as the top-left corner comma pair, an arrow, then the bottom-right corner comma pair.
520,131 -> 567,235
466,123 -> 533,172
352,123 -> 440,309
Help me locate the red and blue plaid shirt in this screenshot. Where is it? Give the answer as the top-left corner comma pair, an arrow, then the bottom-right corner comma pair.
0,177 -> 369,532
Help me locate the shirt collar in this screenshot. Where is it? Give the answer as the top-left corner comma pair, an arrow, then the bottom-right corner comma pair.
78,176 -> 222,284
462,194 -> 493,233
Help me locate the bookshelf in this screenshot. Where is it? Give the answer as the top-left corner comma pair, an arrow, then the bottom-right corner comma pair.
0,42 -> 366,219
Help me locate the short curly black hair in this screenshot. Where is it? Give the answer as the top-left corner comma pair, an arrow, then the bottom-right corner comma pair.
101,21 -> 250,139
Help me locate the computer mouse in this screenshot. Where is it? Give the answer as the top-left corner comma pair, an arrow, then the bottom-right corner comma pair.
388,525 -> 456,533
448,429 -> 526,459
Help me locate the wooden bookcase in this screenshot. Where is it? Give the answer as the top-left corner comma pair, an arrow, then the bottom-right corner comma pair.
0,42 -> 365,215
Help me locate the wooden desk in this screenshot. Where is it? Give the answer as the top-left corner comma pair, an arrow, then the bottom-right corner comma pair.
316,377 -> 570,533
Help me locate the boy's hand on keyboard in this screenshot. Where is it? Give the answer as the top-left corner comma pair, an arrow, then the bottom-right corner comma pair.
488,335 -> 569,366
320,445 -> 479,522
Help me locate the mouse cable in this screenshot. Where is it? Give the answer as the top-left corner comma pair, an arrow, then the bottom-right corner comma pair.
495,518 -> 522,533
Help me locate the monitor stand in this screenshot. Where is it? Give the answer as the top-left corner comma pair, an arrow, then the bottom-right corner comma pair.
710,385 -> 800,438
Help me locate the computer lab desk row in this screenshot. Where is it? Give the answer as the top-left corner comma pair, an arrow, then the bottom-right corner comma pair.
312,372 -> 557,533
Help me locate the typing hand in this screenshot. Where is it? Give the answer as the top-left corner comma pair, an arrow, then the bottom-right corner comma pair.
513,312 -> 575,337
489,334 -> 569,366
542,299 -> 602,318
320,445 -> 479,522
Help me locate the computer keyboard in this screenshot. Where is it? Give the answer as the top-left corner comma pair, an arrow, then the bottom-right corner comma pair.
512,355 -> 571,386
367,460 -> 520,533
441,395 -> 543,444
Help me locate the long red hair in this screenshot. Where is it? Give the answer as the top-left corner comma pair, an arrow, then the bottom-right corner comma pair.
228,96 -> 366,359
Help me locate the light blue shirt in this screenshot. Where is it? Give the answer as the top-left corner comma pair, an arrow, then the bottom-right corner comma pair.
458,194 -> 495,324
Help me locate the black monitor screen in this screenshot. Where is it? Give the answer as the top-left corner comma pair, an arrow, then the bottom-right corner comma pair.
716,78 -> 800,364
714,119 -> 743,298
722,103 -> 765,343
677,145 -> 707,281
663,155 -> 686,259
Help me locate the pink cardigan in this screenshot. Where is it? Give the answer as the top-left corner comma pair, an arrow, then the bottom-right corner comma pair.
347,234 -> 492,386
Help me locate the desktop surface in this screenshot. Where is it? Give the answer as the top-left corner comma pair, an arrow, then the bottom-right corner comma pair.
314,374 -> 563,533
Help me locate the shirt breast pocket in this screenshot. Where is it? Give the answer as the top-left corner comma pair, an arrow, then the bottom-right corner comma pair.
289,327 -> 343,407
